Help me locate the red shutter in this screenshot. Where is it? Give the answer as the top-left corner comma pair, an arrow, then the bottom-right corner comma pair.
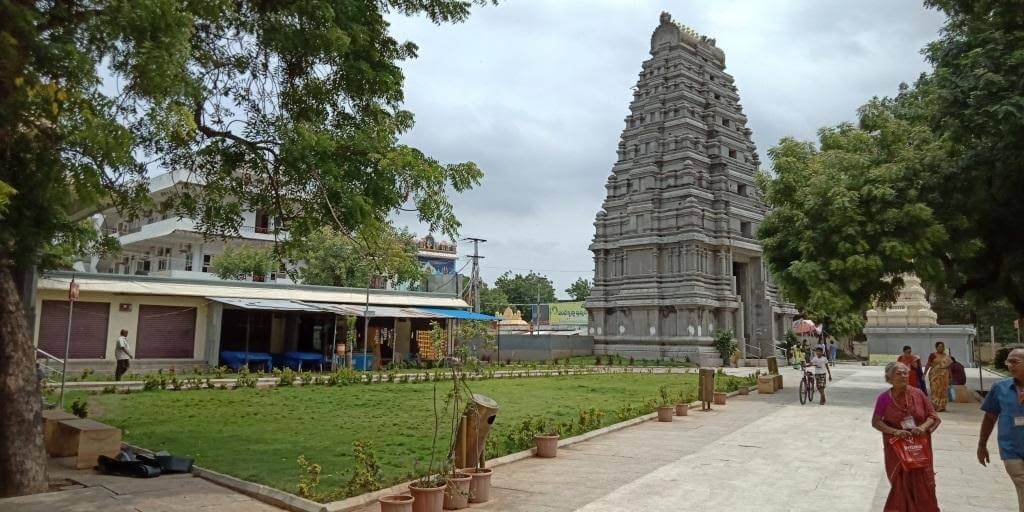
38,301 -> 110,359
136,305 -> 197,359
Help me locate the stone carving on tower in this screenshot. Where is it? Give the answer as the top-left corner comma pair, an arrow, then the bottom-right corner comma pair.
585,12 -> 797,364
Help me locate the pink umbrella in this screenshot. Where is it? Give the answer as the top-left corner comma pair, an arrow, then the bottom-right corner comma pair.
792,319 -> 818,335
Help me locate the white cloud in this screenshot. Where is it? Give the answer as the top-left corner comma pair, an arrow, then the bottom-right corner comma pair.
387,1 -> 945,300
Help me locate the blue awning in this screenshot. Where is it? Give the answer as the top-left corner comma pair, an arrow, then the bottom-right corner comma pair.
414,308 -> 501,321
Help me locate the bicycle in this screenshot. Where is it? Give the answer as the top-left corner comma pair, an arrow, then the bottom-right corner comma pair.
799,366 -> 816,405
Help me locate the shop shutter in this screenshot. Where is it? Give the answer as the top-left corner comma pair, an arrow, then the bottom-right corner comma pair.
38,301 -> 110,359
136,305 -> 197,359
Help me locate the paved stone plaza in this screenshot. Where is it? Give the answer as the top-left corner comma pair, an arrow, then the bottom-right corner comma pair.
3,364 -> 1016,512
456,364 -> 1015,512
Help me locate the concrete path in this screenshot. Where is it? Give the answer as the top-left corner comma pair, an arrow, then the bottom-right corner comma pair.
0,462 -> 284,512
444,364 -> 1016,512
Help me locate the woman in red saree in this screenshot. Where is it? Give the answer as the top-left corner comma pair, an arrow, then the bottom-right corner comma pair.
872,362 -> 942,511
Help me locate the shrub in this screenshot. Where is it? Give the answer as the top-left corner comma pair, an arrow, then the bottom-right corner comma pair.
70,398 -> 88,418
235,367 -> 258,389
714,329 -> 738,363
295,455 -> 322,499
276,368 -> 295,386
343,441 -> 383,497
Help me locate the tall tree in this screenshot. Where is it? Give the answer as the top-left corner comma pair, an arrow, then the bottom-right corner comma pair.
565,277 -> 591,302
0,0 -> 491,497
922,0 -> 1024,317
297,224 -> 424,288
760,1 -> 1024,326
494,271 -> 555,322
210,245 -> 277,281
757,90 -> 949,326
477,281 -> 509,315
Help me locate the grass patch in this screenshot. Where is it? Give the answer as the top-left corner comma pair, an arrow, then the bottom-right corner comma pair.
80,372 -> 749,500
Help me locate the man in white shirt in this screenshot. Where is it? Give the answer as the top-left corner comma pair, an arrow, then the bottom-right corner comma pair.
115,329 -> 133,381
807,347 -> 832,405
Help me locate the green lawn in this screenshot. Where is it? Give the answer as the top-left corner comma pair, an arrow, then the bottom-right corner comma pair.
79,372 -> 743,500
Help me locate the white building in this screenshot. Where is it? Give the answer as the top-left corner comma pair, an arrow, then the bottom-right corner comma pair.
82,170 -> 459,290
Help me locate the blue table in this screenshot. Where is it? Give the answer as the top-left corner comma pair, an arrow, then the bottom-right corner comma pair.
220,351 -> 273,371
280,351 -> 327,371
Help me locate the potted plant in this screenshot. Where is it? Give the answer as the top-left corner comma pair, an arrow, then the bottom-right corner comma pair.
409,475 -> 446,512
442,471 -> 471,510
714,329 -> 738,367
656,385 -> 674,422
412,320 -> 498,512
674,390 -> 689,416
379,494 -> 414,512
461,467 -> 493,503
534,419 -> 560,458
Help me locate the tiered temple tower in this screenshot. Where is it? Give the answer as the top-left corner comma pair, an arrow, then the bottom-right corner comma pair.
585,12 -> 796,364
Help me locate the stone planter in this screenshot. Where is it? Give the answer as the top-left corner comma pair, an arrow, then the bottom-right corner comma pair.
409,482 -> 446,512
674,403 -> 689,416
757,375 -> 775,394
773,374 -> 783,390
462,467 -> 493,503
657,405 -> 674,422
379,495 -> 414,512
443,473 -> 471,510
534,434 -> 559,458
713,392 -> 727,405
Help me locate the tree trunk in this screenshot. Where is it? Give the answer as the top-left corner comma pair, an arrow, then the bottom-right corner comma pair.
0,260 -> 48,497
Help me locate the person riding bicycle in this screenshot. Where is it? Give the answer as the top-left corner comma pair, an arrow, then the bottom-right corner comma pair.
805,347 -> 832,405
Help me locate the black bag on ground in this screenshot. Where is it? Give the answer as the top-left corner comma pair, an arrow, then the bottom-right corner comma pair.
96,455 -> 161,478
138,450 -> 195,474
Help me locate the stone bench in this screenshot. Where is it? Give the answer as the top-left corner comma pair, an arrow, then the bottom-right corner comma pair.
52,418 -> 122,469
42,409 -> 78,456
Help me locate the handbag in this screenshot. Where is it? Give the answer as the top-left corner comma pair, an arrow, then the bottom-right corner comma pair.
889,434 -> 932,469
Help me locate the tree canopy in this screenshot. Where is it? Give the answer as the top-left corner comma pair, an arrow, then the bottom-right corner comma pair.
494,271 -> 556,321
564,277 -> 592,302
0,0 -> 493,497
297,224 -> 423,288
210,245 -> 277,281
760,0 -> 1024,324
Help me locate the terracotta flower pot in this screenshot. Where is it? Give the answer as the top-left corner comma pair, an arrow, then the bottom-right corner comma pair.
461,468 -> 493,503
674,403 -> 689,416
409,481 -> 446,512
379,495 -> 414,512
657,405 -> 674,422
713,392 -> 727,405
534,433 -> 559,458
442,473 -> 471,510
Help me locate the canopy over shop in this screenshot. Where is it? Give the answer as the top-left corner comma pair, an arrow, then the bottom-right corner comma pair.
207,297 -> 500,370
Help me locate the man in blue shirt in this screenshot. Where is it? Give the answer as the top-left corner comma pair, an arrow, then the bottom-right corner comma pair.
979,348 -> 1024,511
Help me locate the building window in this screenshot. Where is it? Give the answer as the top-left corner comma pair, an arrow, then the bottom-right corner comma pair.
184,252 -> 193,271
740,221 -> 753,237
201,254 -> 212,273
721,118 -> 731,127
255,211 -> 271,234
737,184 -> 748,196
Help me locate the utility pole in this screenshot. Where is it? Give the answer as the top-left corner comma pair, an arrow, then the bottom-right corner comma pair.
463,237 -> 486,312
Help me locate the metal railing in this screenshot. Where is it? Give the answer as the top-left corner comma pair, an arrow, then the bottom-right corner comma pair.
36,348 -> 64,409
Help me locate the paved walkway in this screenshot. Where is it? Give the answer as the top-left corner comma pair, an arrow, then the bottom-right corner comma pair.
0,462 -> 283,512
440,364 -> 1016,512
5,364 -> 1016,512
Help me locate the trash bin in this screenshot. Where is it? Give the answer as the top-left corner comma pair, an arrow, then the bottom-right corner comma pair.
352,354 -> 375,371
454,394 -> 499,469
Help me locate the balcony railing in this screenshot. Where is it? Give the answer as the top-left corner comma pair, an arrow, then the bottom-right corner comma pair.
416,238 -> 456,254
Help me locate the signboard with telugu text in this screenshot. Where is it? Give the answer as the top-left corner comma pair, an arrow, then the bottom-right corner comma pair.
547,301 -> 587,326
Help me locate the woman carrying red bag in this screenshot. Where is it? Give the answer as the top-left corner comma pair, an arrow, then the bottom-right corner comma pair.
871,361 -> 942,511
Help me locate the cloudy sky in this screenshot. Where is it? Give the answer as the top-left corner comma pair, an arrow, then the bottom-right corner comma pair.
387,1 -> 946,300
